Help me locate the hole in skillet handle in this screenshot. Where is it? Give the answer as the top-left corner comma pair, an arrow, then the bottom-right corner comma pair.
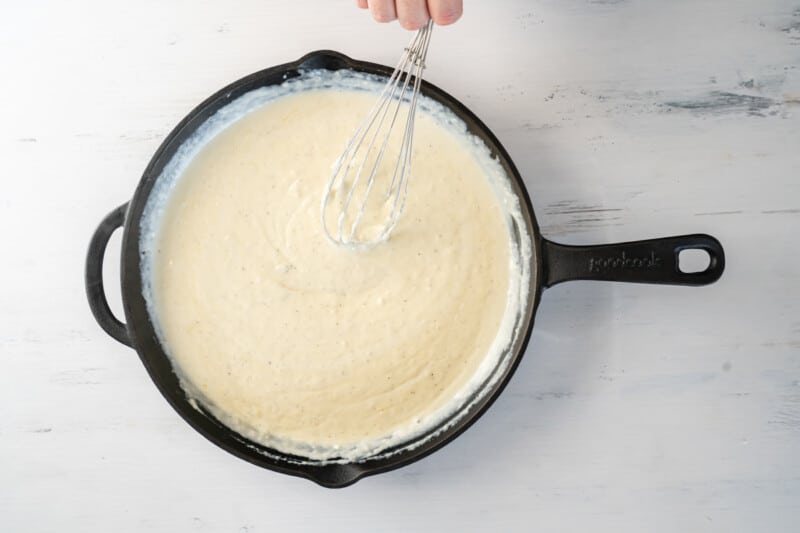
678,248 -> 712,274
542,233 -> 725,287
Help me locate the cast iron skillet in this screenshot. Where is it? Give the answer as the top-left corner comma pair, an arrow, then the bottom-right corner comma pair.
85,50 -> 725,488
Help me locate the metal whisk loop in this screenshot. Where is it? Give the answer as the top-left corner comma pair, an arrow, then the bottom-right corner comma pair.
321,20 -> 433,250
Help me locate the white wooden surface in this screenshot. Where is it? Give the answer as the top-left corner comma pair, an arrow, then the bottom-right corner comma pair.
2,1 -> 799,531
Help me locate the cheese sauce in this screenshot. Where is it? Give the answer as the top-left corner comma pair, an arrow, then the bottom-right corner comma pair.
140,70 -> 531,462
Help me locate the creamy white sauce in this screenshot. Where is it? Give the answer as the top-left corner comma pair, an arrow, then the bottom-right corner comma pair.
140,69 -> 532,463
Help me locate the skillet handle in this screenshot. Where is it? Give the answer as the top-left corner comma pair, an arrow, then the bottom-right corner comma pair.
85,203 -> 133,347
542,234 -> 724,288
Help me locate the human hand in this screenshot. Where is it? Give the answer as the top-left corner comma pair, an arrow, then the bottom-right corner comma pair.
355,0 -> 463,30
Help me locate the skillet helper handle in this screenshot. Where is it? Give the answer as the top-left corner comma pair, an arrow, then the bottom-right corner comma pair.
85,203 -> 132,347
542,234 -> 724,288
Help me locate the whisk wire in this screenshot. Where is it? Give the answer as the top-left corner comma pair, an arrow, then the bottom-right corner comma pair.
322,20 -> 434,249
347,47 -> 421,241
384,32 -> 431,237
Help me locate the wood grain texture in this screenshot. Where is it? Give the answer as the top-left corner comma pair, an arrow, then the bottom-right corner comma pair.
1,1 -> 798,531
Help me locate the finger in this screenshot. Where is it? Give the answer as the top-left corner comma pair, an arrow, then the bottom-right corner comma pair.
427,0 -> 462,26
356,0 -> 368,8
396,0 -> 430,30
368,0 -> 397,23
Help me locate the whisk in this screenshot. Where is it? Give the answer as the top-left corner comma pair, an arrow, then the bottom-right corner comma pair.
321,20 -> 434,249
